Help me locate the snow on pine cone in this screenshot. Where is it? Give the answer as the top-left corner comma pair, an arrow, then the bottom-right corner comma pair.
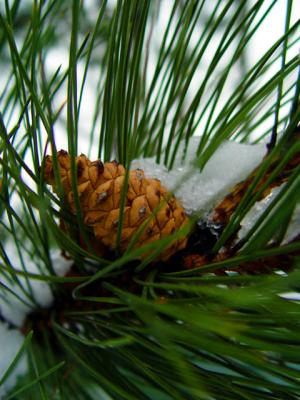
43,150 -> 189,261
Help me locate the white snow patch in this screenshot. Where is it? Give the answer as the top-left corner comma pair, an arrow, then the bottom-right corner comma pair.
238,186 -> 284,240
283,202 -> 300,244
0,294 -> 31,329
132,138 -> 266,215
0,244 -> 73,327
50,250 -> 74,277
238,185 -> 300,244
279,292 -> 300,301
0,322 -> 27,398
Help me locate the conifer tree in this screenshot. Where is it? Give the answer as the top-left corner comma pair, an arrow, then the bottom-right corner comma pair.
0,1 -> 300,399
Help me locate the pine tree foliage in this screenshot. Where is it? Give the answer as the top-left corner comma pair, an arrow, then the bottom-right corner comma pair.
0,1 -> 300,399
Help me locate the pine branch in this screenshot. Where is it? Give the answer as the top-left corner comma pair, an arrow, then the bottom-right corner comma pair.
0,1 -> 300,399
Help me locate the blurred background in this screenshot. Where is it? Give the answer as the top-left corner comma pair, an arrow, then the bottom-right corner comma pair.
0,0 -> 299,159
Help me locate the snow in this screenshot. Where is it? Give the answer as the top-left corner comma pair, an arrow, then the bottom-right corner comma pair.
0,243 -> 72,327
238,184 -> 300,245
132,138 -> 300,244
0,245 -> 73,394
238,186 -> 284,240
132,138 -> 267,215
0,322 -> 27,398
50,251 -> 74,277
279,292 -> 300,301
284,203 -> 300,244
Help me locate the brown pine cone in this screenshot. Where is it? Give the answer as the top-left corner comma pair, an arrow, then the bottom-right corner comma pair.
43,150 -> 189,261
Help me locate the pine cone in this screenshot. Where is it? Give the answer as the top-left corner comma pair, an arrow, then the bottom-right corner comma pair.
43,150 -> 188,261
